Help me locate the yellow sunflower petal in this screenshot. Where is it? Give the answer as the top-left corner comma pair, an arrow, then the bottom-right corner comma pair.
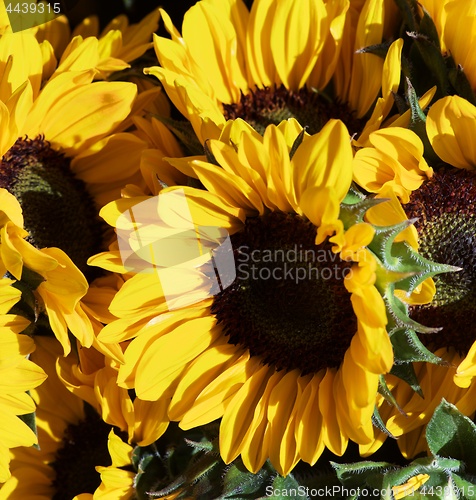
295,372 -> 325,465
427,95 -> 476,169
270,0 -> 327,90
220,364 -> 272,464
24,76 -> 137,155
135,316 -> 220,400
292,119 -> 352,203
179,353 -> 261,429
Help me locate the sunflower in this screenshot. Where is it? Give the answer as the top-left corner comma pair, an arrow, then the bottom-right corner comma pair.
0,30 -> 148,354
86,117 -> 402,477
144,0 -> 404,146
0,328 -> 182,498
94,430 -> 135,500
353,95 -> 476,456
0,3 -> 160,79
0,336 -> 118,499
55,312 -> 170,448
352,127 -> 434,203
0,278 -> 47,483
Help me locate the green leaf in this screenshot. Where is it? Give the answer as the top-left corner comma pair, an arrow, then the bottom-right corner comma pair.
332,460 -> 391,488
426,400 -> 476,473
382,457 -> 461,498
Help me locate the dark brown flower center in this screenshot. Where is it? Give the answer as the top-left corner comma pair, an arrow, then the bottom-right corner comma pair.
211,211 -> 356,374
404,168 -> 476,354
222,85 -> 365,136
0,136 -> 103,280
51,407 -> 112,500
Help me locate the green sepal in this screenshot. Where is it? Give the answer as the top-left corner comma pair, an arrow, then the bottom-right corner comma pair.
18,404 -> 39,450
203,140 -> 220,167
289,128 -> 306,160
19,266 -> 45,291
393,0 -> 419,32
184,436 -> 216,453
339,196 -> 387,229
370,222 -> 457,299
372,403 -> 397,439
389,327 -> 446,365
405,78 -> 440,164
389,361 -> 424,397
406,77 -> 428,133
131,442 -> 155,471
406,33 -> 449,96
355,40 -> 392,59
152,114 -> 204,156
426,400 -> 476,475
384,288 -> 440,335
9,268 -> 44,324
418,6 -> 442,50
378,373 -> 408,412
342,183 -> 366,205
448,64 -> 476,106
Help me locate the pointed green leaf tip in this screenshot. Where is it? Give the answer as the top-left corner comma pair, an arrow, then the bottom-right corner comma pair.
405,78 -> 440,164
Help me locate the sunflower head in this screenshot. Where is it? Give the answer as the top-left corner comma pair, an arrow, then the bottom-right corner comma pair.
87,116 -> 458,476
0,135 -> 103,277
144,0 -> 404,146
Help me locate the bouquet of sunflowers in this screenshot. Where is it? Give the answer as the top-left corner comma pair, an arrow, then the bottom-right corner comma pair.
1,0 -> 476,498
